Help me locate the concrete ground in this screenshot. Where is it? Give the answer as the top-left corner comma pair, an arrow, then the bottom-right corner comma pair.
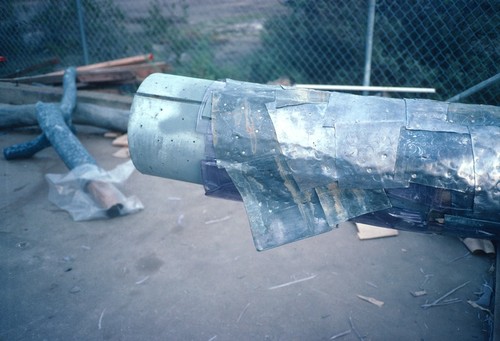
0,127 -> 494,340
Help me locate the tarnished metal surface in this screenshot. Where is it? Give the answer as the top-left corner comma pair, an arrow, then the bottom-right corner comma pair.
128,73 -> 219,184
210,83 -> 331,250
207,80 -> 500,250
470,126 -> 500,219
395,129 -> 475,192
128,74 -> 500,251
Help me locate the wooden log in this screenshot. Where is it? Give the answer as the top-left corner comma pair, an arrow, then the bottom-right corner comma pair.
75,102 -> 129,132
0,102 -> 129,132
0,82 -> 132,110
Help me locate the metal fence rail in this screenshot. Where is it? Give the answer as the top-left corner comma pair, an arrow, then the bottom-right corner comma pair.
1,0 -> 498,104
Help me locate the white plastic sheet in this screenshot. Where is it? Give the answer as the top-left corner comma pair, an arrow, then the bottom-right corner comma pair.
45,160 -> 143,221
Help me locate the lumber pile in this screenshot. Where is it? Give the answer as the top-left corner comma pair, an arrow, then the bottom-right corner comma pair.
0,54 -> 169,89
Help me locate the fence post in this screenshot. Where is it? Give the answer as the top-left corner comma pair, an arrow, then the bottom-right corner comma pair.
362,0 -> 376,95
76,0 -> 89,65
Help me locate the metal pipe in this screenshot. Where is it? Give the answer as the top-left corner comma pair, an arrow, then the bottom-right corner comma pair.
76,0 -> 89,65
129,74 -> 500,250
128,73 -> 221,184
447,73 -> 500,103
295,84 -> 435,93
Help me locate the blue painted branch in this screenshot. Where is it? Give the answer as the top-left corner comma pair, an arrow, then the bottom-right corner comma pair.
3,134 -> 51,160
60,67 -> 77,123
3,67 -> 77,160
3,67 -> 127,218
36,102 -> 97,169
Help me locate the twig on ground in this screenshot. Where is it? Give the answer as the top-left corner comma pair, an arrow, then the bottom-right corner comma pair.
237,303 -> 251,323
419,273 -> 434,289
357,294 -> 384,307
98,308 -> 106,330
330,329 -> 352,340
447,251 -> 471,264
421,281 -> 470,309
205,215 -> 231,225
135,276 -> 150,285
268,274 -> 317,290
467,300 -> 492,315
349,316 -> 365,341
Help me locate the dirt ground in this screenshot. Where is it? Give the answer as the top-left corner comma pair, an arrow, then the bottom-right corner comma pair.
0,126 -> 494,340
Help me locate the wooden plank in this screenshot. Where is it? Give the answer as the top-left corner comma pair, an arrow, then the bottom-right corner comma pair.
0,82 -> 132,110
0,54 -> 153,83
77,69 -> 136,84
112,134 -> 128,147
0,61 -> 168,86
77,62 -> 169,84
67,53 -> 154,73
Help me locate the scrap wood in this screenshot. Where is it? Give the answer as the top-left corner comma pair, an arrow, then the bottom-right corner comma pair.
71,53 -> 153,72
410,290 -> 427,297
0,54 -> 169,90
112,147 -> 130,159
112,134 -> 128,147
104,131 -> 121,138
356,223 -> 398,240
357,294 -> 384,307
76,61 -> 170,85
0,54 -> 153,83
1,61 -> 169,87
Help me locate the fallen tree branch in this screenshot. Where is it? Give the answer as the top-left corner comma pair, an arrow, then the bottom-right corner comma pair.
0,102 -> 129,132
421,281 -> 470,309
0,81 -> 132,110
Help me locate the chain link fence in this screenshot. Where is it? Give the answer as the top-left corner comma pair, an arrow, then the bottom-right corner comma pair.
1,0 -> 498,104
